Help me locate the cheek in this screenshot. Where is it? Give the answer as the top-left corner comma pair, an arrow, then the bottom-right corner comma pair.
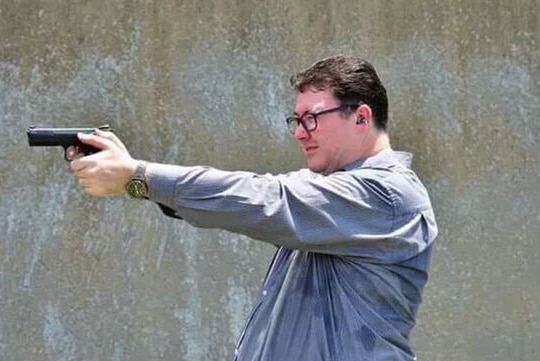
320,133 -> 342,152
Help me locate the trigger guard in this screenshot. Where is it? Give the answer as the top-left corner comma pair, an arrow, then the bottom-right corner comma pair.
64,148 -> 72,161
64,146 -> 78,161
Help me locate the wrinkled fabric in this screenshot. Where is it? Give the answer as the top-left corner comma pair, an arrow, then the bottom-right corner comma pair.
147,149 -> 438,361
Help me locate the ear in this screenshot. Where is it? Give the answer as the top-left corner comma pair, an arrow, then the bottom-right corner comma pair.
355,104 -> 373,126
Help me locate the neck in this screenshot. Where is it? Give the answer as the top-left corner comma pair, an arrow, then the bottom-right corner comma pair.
334,132 -> 390,173
358,130 -> 391,160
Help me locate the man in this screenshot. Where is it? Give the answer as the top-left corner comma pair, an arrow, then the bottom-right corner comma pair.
70,55 -> 438,360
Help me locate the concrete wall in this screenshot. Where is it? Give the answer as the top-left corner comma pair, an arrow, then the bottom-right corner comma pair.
1,0 -> 539,360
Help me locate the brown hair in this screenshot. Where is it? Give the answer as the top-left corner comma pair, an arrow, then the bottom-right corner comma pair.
290,55 -> 388,130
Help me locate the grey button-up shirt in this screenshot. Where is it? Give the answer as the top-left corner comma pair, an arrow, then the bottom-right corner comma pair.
147,149 -> 438,361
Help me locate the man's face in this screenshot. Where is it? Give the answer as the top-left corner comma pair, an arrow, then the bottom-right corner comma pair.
292,87 -> 360,174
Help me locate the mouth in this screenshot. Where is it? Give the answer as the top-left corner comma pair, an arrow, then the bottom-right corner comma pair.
302,145 -> 318,155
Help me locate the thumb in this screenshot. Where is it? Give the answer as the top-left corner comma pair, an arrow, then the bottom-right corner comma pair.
77,132 -> 114,151
94,129 -> 129,153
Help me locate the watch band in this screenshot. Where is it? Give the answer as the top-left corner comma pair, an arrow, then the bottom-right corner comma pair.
132,161 -> 147,182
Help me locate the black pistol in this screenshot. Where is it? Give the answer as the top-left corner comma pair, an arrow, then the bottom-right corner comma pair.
27,125 -> 113,161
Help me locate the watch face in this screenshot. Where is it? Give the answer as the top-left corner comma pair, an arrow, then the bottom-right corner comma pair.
127,180 -> 148,198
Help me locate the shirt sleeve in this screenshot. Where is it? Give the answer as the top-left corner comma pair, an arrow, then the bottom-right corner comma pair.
146,163 -> 436,261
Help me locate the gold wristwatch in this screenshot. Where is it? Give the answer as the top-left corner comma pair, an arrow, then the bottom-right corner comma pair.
125,161 -> 148,198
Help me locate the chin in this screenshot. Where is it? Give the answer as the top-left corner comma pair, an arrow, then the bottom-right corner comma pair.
307,161 -> 327,174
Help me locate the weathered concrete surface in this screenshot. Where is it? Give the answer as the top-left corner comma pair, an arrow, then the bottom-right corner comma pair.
0,0 -> 539,360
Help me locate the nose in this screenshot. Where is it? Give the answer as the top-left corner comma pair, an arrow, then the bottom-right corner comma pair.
293,123 -> 310,141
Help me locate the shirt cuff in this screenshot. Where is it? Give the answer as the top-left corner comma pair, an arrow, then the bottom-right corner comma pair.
146,163 -> 187,208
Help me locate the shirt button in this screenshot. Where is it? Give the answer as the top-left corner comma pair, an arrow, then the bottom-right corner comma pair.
262,290 -> 268,296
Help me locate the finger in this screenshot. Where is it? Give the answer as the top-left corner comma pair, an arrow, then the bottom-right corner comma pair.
82,184 -> 96,196
78,179 -> 100,196
70,157 -> 90,172
95,129 -> 129,153
67,146 -> 85,161
80,182 -> 106,197
78,177 -> 89,188
67,146 -> 76,160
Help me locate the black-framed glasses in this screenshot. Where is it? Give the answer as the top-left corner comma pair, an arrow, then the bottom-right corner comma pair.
285,104 -> 360,134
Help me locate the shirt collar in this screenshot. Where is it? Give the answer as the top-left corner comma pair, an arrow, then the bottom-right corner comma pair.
342,148 -> 413,171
